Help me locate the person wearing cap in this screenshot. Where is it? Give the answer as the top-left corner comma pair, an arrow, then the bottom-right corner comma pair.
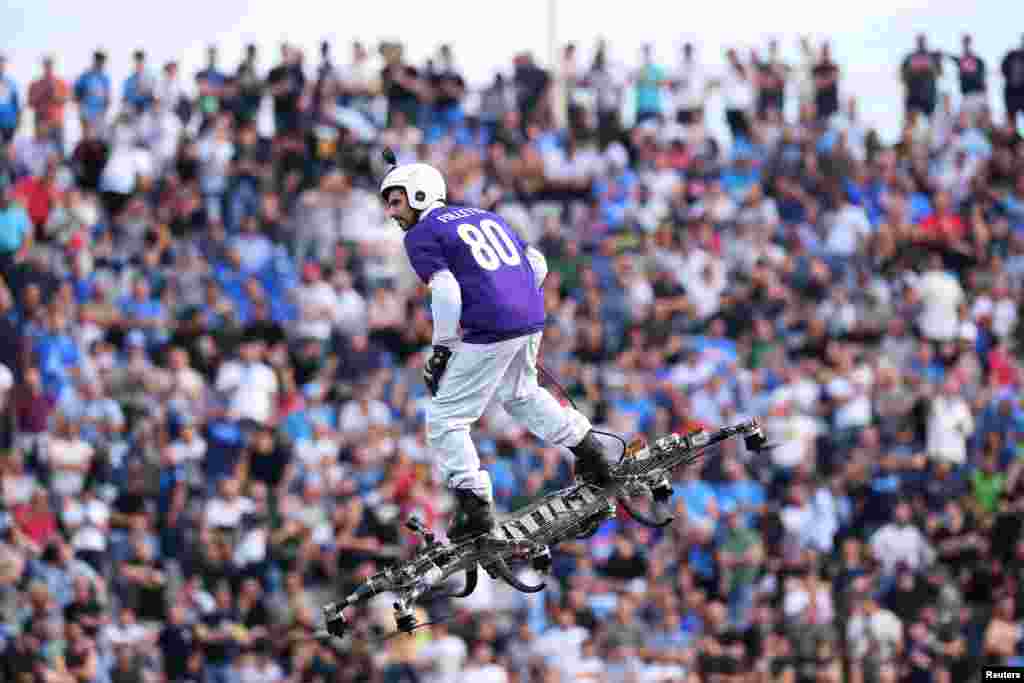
0,54 -> 21,144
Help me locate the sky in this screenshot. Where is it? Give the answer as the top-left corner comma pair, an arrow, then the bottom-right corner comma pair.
1,0 -> 1021,145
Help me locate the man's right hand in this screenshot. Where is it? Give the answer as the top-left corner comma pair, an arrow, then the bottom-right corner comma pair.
423,346 -> 453,396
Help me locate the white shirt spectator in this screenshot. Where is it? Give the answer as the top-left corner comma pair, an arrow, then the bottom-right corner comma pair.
915,268 -> 965,342
197,131 -> 235,196
137,105 -> 183,174
62,496 -> 110,553
624,274 -> 654,313
215,359 -> 278,425
418,632 -> 468,683
46,436 -> 94,498
687,265 -> 726,320
673,57 -> 707,112
283,492 -> 332,545
332,280 -> 368,336
936,156 -> 979,205
764,410 -> 821,468
293,279 -> 338,341
105,619 -> 155,648
397,433 -> 429,463
926,391 -> 974,465
826,202 -> 872,257
847,605 -> 903,662
167,365 -> 206,406
169,435 -> 207,465
459,663 -> 508,683
720,67 -> 755,111
338,398 -> 392,438
2,468 -> 37,507
668,355 -> 716,391
530,624 -> 589,667
973,294 -> 1018,340
100,137 -> 153,195
783,579 -> 834,622
205,494 -> 255,528
781,486 -> 843,553
294,433 -> 339,470
0,363 -> 12,396
773,374 -> 822,417
234,527 -> 268,568
640,662 -> 689,683
156,71 -> 188,112
238,658 -> 284,683
869,521 -> 934,574
827,366 -> 873,430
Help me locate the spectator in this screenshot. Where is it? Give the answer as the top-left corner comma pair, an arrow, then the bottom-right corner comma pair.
73,50 -> 111,129
514,52 -> 551,128
14,153 -> 62,233
720,48 -> 754,142
812,41 -> 840,120
585,39 -> 626,147
0,54 -> 21,144
632,44 -> 669,126
214,336 -> 278,430
869,501 -> 934,575
426,44 -> 466,142
196,46 -> 228,124
28,54 -> 70,156
267,43 -> 306,136
1001,34 -> 1024,128
901,34 -> 944,123
949,34 -> 988,119
915,252 -> 966,344
847,593 -> 903,683
925,376 -> 974,466
0,172 -> 31,279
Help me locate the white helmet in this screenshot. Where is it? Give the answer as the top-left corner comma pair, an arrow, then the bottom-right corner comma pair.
379,162 -> 447,211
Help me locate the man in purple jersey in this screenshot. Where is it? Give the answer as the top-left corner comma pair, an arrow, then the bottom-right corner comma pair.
379,160 -> 615,541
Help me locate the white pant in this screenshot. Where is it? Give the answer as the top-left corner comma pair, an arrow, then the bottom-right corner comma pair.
426,332 -> 592,500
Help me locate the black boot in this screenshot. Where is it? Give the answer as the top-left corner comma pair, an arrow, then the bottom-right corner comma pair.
447,489 -> 496,542
570,430 -> 614,486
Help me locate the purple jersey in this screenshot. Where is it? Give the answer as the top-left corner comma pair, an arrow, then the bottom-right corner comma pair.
404,205 -> 546,344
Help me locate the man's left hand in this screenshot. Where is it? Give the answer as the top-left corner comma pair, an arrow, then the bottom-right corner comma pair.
424,345 -> 453,396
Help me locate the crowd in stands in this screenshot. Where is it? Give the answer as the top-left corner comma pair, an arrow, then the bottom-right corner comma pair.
0,28 -> 1023,683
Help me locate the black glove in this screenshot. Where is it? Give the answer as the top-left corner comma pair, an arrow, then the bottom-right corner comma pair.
423,345 -> 453,396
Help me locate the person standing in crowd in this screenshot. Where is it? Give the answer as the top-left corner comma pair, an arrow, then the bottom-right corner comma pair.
901,34 -> 944,123
27,55 -> 69,156
0,54 -> 21,144
0,171 -> 31,281
73,50 -> 111,131
1002,34 -> 1024,128
632,43 -> 669,126
812,41 -> 841,120
948,33 -> 988,120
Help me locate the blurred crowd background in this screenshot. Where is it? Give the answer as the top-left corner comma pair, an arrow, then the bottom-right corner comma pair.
0,28 -> 1023,683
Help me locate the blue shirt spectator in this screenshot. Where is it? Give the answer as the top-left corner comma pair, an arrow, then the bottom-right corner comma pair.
122,50 -> 156,113
0,57 -> 20,138
0,193 -> 30,255
74,54 -> 111,123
